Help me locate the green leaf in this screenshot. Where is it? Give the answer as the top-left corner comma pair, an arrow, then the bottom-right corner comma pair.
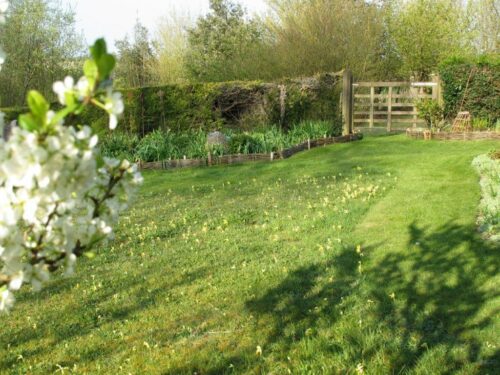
27,90 -> 49,121
97,54 -> 116,80
83,59 -> 98,88
89,39 -> 116,81
19,114 -> 40,132
65,91 -> 76,108
90,38 -> 107,62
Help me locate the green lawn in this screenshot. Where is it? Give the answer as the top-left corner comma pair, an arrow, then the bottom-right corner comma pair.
1,135 -> 498,374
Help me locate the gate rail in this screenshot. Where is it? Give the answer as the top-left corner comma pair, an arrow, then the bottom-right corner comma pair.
340,70 -> 443,134
353,79 -> 441,132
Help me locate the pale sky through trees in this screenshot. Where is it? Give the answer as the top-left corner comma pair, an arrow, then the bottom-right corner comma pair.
62,0 -> 269,49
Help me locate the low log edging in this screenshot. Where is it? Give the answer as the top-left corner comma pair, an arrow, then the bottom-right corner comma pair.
139,133 -> 363,171
406,128 -> 500,141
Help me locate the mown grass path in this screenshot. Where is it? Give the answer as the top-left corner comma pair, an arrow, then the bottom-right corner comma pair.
1,135 -> 498,374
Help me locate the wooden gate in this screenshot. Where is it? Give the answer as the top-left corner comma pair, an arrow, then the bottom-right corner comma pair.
352,78 -> 442,132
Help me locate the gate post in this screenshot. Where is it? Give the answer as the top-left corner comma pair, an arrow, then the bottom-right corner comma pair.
432,74 -> 444,106
342,69 -> 353,135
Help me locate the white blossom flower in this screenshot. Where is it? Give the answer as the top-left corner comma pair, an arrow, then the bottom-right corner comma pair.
0,46 -> 5,71
104,89 -> 124,130
0,123 -> 141,312
0,111 -> 5,134
0,16 -> 142,312
52,76 -> 75,105
76,76 -> 91,100
0,1 -> 8,24
0,289 -> 14,311
0,1 -> 8,13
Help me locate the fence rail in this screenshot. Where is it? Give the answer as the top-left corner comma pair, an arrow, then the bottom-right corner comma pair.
349,77 -> 442,131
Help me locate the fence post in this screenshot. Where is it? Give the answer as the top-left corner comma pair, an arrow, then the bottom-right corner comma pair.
432,74 -> 444,106
369,85 -> 375,129
342,69 -> 353,135
387,87 -> 393,132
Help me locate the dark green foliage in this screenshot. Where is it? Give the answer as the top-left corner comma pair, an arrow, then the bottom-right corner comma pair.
2,74 -> 341,137
0,0 -> 84,107
75,73 -> 342,136
114,19 -> 155,88
439,56 -> 500,124
0,106 -> 27,122
228,133 -> 266,154
100,121 -> 340,162
99,133 -> 139,161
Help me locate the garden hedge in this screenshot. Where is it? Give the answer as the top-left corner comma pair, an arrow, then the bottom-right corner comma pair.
439,55 -> 500,124
1,73 -> 342,137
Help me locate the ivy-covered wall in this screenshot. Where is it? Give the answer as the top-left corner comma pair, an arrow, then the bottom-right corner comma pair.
439,56 -> 500,124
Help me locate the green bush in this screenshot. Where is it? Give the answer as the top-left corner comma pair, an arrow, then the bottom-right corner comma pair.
472,154 -> 500,242
416,99 -> 444,130
82,73 -> 342,136
100,121 -> 343,162
439,56 -> 500,125
472,117 -> 490,131
135,130 -> 175,162
99,133 -> 139,161
228,133 -> 262,154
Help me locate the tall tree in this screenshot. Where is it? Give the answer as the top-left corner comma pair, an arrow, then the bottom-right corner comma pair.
152,12 -> 191,85
388,0 -> 472,80
0,0 -> 84,107
467,0 -> 499,54
114,19 -> 155,88
265,0 -> 387,79
184,0 -> 267,82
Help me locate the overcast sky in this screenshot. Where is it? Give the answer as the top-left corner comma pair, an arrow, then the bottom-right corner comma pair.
62,0 -> 269,49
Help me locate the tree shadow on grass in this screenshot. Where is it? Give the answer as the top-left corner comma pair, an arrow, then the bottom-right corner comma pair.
367,221 -> 499,373
225,221 -> 497,373
246,244 -> 366,351
162,242 -> 375,374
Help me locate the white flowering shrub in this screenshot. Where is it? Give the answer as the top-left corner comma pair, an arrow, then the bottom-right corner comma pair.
472,154 -> 500,242
0,1 -> 142,312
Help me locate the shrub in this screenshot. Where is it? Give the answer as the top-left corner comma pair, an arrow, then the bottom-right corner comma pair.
472,117 -> 490,131
101,121 -> 344,162
472,154 -> 500,242
288,121 -> 338,143
228,133 -> 263,154
74,74 -> 342,135
135,130 -> 175,162
439,56 -> 500,125
100,133 -> 139,161
416,99 -> 444,130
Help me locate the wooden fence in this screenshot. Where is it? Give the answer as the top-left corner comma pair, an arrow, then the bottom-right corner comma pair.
340,70 -> 443,134
353,79 -> 441,131
139,134 -> 363,171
